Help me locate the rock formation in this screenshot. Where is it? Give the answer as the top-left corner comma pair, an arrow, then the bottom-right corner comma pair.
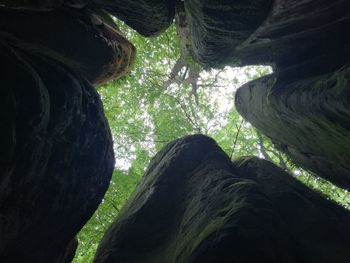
94,135 -> 350,263
236,65 -> 350,189
0,41 -> 114,262
233,0 -> 350,189
1,0 -> 350,262
91,1 -> 350,261
172,0 -> 350,190
0,7 -> 136,85
0,2 -> 135,262
93,0 -> 175,36
185,0 -> 273,67
165,0 -> 350,189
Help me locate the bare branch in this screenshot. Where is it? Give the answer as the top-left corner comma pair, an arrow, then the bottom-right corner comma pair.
266,147 -> 288,170
256,130 -> 273,162
110,202 -> 120,212
230,119 -> 244,159
188,66 -> 200,105
257,130 -> 289,170
163,56 -> 186,90
182,65 -> 189,80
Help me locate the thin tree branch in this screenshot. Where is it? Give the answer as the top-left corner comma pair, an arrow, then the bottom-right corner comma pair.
341,191 -> 349,202
162,93 -> 197,129
256,130 -> 273,162
110,201 -> 120,213
230,119 -> 244,159
188,66 -> 200,105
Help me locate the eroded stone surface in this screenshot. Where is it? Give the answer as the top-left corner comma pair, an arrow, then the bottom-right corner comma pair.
0,41 -> 114,262
0,1 -> 138,261
185,0 -> 350,70
185,0 -> 272,67
232,0 -> 350,189
93,0 -> 175,36
1,0 -> 64,10
94,135 -> 350,263
234,0 -> 350,69
236,64 -> 350,189
0,7 -> 135,85
53,238 -> 78,263
1,0 -> 350,261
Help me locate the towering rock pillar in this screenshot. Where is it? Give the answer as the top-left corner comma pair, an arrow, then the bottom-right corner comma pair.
0,3 -> 135,262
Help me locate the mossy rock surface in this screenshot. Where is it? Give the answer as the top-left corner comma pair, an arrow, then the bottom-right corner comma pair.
185,0 -> 272,67
94,135 -> 350,263
236,64 -> 350,190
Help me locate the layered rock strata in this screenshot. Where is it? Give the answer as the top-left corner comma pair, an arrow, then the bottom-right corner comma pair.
94,135 -> 350,263
0,3 -> 136,262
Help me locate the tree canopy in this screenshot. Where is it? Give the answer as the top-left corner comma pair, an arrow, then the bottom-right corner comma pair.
72,21 -> 350,263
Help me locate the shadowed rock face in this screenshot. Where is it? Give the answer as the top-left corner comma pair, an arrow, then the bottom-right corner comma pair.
0,42 -> 114,262
94,135 -> 350,263
1,0 -> 64,10
185,0 -> 273,67
4,0 -> 175,36
233,0 -> 350,69
1,0 -> 350,262
236,65 -> 350,189
93,0 -> 175,36
0,3 -> 137,262
0,7 -> 136,85
169,0 -> 350,189
227,0 -> 350,189
53,238 -> 78,263
186,0 -> 349,70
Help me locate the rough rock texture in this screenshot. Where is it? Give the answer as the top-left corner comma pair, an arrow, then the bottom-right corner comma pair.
236,65 -> 350,189
185,0 -> 273,67
53,238 -> 78,263
1,0 -> 64,10
186,0 -> 350,70
0,42 -> 114,262
233,0 -> 350,69
234,156 -> 350,262
93,135 -> 350,263
2,0 -> 175,36
0,6 -> 135,85
232,0 -> 350,189
1,0 -> 350,262
0,2 -> 138,262
93,0 -> 175,36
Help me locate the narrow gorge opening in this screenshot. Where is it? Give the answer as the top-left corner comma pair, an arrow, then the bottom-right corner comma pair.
1,1 -> 349,262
